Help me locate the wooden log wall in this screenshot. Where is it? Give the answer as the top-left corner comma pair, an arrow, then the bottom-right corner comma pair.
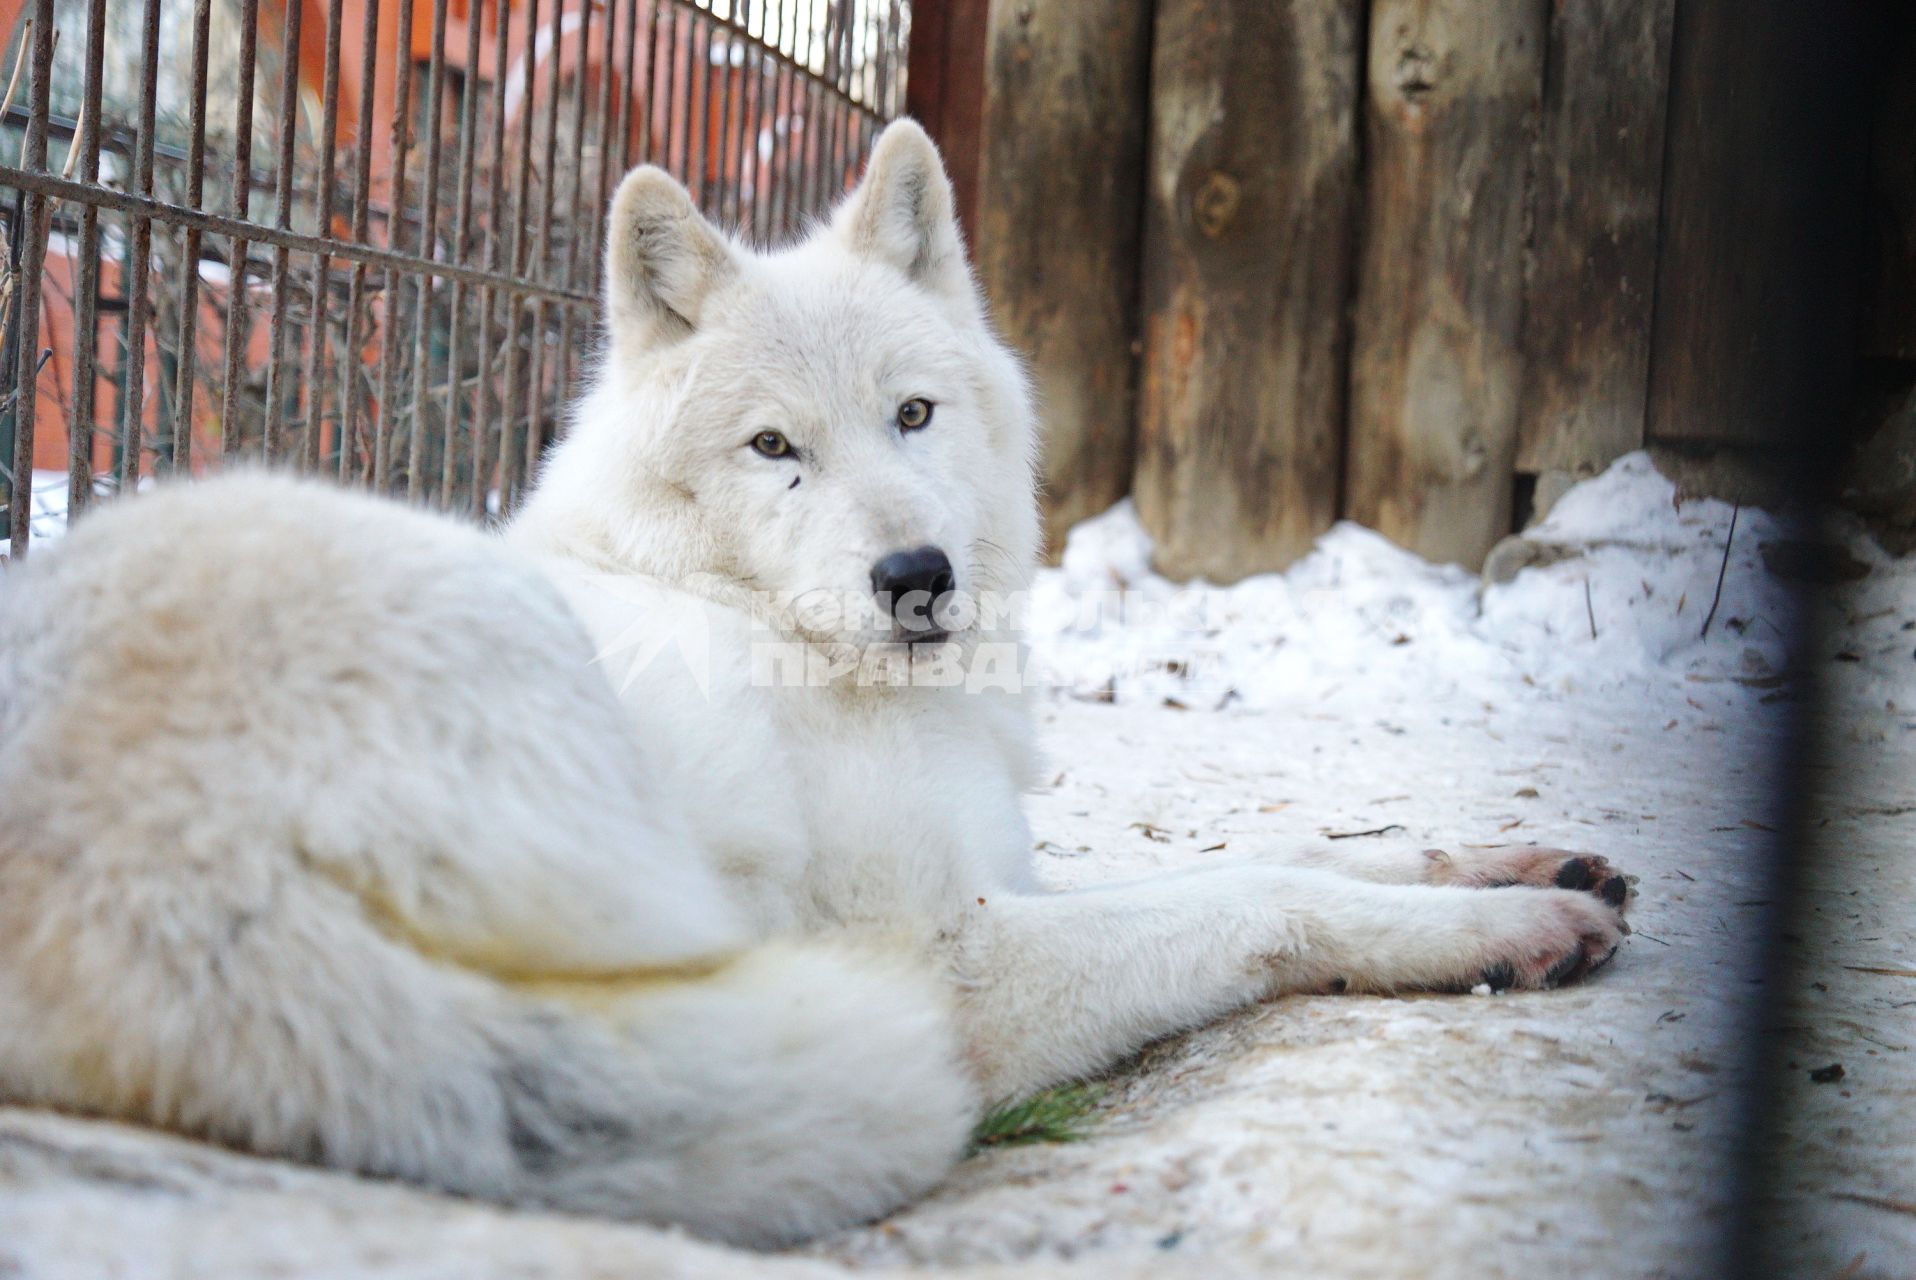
1646,3 -> 1872,463
1131,0 -> 1363,582
1516,2 -> 1675,479
920,0 -> 1876,579
1343,0 -> 1546,573
971,0 -> 1155,557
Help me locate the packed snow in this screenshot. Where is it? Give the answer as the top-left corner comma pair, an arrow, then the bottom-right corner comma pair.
2,452 -> 1910,1279
1025,452 -> 1801,719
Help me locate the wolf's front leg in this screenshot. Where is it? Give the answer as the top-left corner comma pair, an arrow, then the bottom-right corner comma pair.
1273,842 -> 1634,903
947,864 -> 1627,1103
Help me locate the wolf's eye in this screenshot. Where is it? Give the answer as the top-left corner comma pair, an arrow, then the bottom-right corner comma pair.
750,430 -> 793,459
897,398 -> 934,432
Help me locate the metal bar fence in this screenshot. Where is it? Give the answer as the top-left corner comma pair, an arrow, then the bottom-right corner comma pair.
0,0 -> 910,556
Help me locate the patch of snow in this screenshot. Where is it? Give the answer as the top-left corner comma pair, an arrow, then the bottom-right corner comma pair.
2,470 -> 88,554
1026,453 -> 1836,721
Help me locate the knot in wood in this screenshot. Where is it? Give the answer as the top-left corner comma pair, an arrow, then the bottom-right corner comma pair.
1394,43 -> 1437,100
1191,171 -> 1241,240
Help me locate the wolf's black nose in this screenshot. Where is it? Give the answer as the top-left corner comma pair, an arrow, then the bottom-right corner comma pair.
871,546 -> 955,631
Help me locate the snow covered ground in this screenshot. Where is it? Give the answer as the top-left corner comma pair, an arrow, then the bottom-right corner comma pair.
1,453 -> 1910,1278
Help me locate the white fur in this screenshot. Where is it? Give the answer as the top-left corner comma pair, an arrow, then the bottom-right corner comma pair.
0,477 -> 975,1247
0,120 -> 1628,1243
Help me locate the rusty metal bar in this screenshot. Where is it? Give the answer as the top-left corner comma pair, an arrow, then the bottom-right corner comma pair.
798,1 -> 823,220
474,0 -> 514,518
301,0 -> 347,471
406,0 -> 452,502
685,11 -> 705,206
758,0 -> 775,228
498,0 -> 543,509
647,0 -> 673,172
66,0 -> 109,516
622,0 -> 647,170
520,0 -> 569,501
586,0 -> 622,293
758,0 -> 780,241
769,0 -> 792,239
260,0 -> 304,459
440,0 -> 487,508
734,1 -> 758,237
5,0 -> 54,558
876,0 -> 896,120
118,0 -> 163,490
537,0 -> 567,282
338,0 -> 384,482
717,1 -> 744,227
567,0 -> 599,292
219,0 -> 260,458
373,0 -> 419,492
800,76 -> 822,221
668,6 -> 691,182
694,10 -> 716,213
168,0 -> 215,475
551,0 -> 595,402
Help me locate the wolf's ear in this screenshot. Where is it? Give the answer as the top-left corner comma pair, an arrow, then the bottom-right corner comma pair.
833,119 -> 975,306
604,166 -> 738,347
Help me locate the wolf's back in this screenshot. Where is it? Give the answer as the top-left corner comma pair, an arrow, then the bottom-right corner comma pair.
0,476 -> 974,1245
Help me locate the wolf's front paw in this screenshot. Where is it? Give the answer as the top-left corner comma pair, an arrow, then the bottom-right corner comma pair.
1457,888 -> 1626,992
1422,845 -> 1634,914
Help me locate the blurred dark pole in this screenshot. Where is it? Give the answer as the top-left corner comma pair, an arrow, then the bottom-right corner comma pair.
1679,2 -> 1894,1275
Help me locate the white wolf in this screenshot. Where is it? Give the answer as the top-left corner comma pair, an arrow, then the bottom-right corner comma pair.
0,121 -> 1630,1247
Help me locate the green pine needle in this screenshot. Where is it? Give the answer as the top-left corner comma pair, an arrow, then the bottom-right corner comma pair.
970,1083 -> 1105,1151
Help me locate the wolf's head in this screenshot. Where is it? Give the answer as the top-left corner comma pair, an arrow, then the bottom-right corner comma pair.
521,121 -> 1039,654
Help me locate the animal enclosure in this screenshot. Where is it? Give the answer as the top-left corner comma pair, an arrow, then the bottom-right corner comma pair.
0,0 -> 910,556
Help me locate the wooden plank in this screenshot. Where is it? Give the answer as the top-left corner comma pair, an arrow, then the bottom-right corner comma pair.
1343,0 -> 1546,570
1132,0 -> 1363,582
905,0 -> 990,245
1646,4 -> 1871,454
974,0 -> 1154,557
1515,0 -> 1675,478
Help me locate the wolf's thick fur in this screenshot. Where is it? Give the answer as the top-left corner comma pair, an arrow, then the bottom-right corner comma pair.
0,478 -> 976,1245
0,122 -> 1629,1244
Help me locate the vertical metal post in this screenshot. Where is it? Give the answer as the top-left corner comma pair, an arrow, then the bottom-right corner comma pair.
260,0 -> 304,460
67,0 -> 109,515
119,0 -> 164,489
519,0 -> 567,499
301,0 -> 346,470
5,0 -> 54,558
169,0 -> 215,475
498,0 -> 542,509
220,0 -> 262,458
439,0 -> 485,508
406,0 -> 451,502
337,0 -> 383,482
373,0 -> 419,492
551,0 -> 595,402
473,0 -> 513,518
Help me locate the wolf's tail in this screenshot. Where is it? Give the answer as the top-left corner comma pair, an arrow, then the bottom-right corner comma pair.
485,939 -> 982,1244
0,861 -> 976,1246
